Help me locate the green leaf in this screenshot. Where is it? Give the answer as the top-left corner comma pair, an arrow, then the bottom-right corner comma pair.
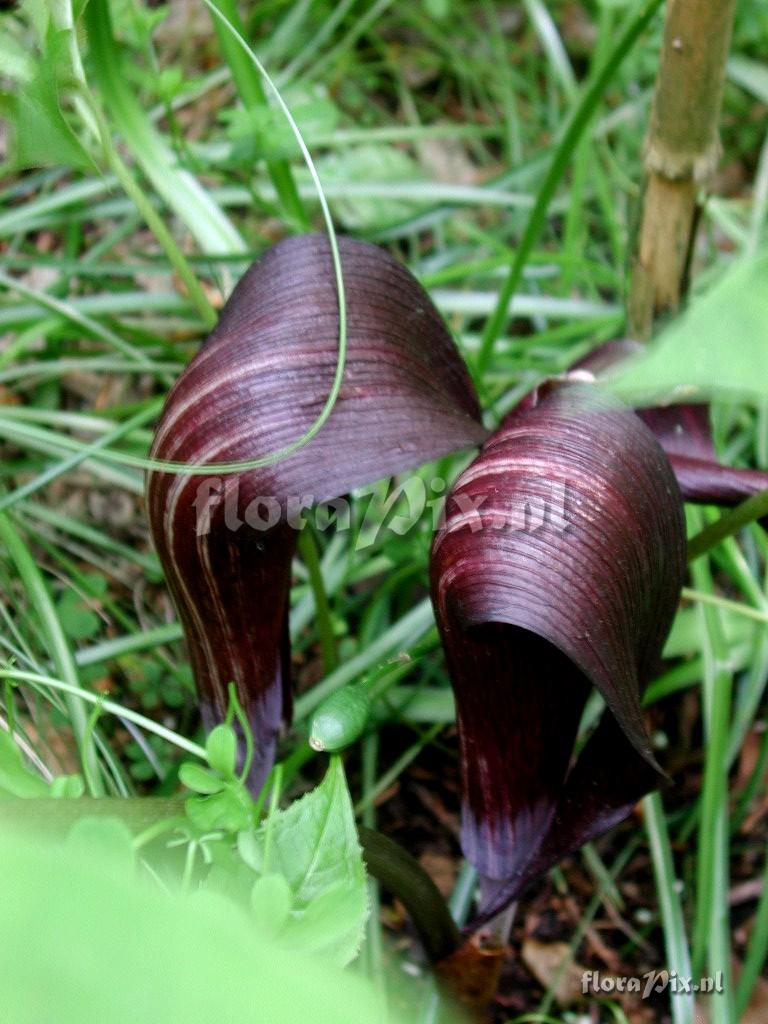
205,724 -> 237,778
605,252 -> 768,408
280,882 -> 366,959
3,33 -> 91,171
316,145 -> 424,229
0,824 -> 398,1024
20,0 -> 50,48
64,817 -> 136,877
81,572 -> 108,599
236,827 -> 263,870
185,784 -> 253,832
0,32 -> 35,83
108,0 -> 169,47
56,590 -> 101,641
424,0 -> 450,16
243,757 -> 368,965
50,775 -> 86,799
728,55 -> 768,104
251,873 -> 292,937
0,731 -> 49,798
202,840 -> 258,904
156,65 -> 185,102
179,763 -> 224,795
224,93 -> 339,162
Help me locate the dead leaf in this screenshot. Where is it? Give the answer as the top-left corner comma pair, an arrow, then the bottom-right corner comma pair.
417,138 -> 481,185
521,937 -> 588,1007
419,851 -> 457,900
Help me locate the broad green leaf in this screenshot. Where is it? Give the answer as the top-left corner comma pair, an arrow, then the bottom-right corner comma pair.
243,757 -> 368,965
251,873 -> 292,936
185,784 -> 252,831
64,817 -> 136,877
0,732 -> 49,798
4,32 -> 91,171
0,33 -> 35,83
0,825 -> 395,1024
279,882 -> 366,959
224,95 -> 340,162
605,252 -> 768,408
317,145 -> 424,229
56,590 -> 101,641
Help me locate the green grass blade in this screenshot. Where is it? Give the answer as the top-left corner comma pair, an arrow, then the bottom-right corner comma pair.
689,517 -> 735,1020
208,0 -> 309,230
0,511 -> 102,794
643,792 -> 694,1024
0,668 -> 205,760
84,0 -> 245,258
736,852 -> 768,1017
476,0 -> 664,373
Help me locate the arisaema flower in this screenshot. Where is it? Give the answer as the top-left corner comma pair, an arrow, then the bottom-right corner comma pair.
148,235 -> 765,919
147,234 -> 486,788
430,380 -> 687,920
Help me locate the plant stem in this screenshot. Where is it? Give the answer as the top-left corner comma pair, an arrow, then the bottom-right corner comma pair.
629,0 -> 738,338
297,530 -> 338,672
358,826 -> 461,964
418,863 -> 478,1024
361,734 -> 387,1020
103,142 -> 218,330
0,668 -> 206,759
689,516 -> 735,1019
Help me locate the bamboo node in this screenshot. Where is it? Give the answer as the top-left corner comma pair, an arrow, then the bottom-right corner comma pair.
643,137 -> 722,185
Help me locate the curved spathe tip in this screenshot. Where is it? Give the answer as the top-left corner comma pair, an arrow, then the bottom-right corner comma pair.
431,381 -> 686,919
147,233 -> 486,792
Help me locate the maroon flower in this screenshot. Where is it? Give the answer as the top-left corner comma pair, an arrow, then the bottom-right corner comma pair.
147,234 -> 764,922
147,234 -> 486,788
431,381 -> 687,920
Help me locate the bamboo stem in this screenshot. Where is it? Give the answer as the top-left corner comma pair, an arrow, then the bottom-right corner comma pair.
629,0 -> 738,338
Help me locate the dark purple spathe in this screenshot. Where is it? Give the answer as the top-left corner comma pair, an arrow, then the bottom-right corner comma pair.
431,382 -> 687,920
147,234 -> 486,790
